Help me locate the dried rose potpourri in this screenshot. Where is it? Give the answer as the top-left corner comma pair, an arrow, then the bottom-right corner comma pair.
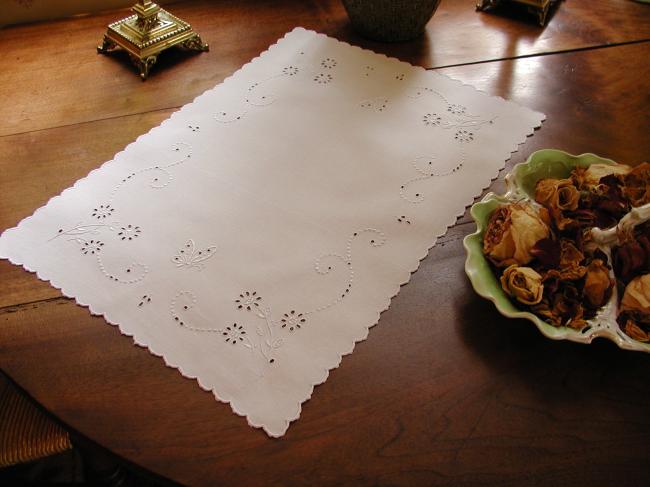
614,220 -> 650,342
483,161 -> 650,337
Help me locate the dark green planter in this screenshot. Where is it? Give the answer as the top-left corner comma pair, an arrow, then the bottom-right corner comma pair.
342,0 -> 442,42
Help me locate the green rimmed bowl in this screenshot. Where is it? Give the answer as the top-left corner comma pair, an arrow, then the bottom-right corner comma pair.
463,149 -> 650,353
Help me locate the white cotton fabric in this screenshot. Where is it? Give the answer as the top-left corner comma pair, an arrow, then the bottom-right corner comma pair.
0,28 -> 544,436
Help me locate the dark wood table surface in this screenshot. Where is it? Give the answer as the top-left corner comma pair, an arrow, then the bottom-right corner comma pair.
1,1 -> 650,485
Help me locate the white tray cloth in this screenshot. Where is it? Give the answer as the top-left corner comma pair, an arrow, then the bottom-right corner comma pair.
0,28 -> 544,437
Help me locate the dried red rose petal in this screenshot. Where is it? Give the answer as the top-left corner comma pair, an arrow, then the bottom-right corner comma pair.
622,162 -> 650,207
583,259 -> 613,308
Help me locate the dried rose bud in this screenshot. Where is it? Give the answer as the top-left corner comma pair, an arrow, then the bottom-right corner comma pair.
535,178 -> 581,230
483,203 -> 550,267
535,178 -> 580,211
583,259 -> 613,308
622,162 -> 650,207
500,265 -> 544,305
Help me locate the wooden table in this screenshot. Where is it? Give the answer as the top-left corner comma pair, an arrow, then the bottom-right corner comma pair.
2,1 -> 650,485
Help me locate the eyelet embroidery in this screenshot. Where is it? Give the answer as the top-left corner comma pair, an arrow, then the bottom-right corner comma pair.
171,239 -> 217,270
80,239 -> 104,255
222,323 -> 249,345
138,294 -> 152,307
188,124 -> 200,132
47,143 -> 191,286
282,66 -> 299,76
364,65 -> 374,77
106,143 -> 192,201
99,259 -> 148,284
92,205 -> 114,220
170,228 -> 387,368
321,58 -> 337,69
360,97 -> 388,113
217,69 -> 291,125
454,129 -> 474,143
447,104 -> 466,115
214,110 -> 245,123
400,154 -> 465,204
408,86 -> 449,103
281,310 -> 306,332
408,86 -> 496,129
245,93 -> 277,107
236,291 -> 261,311
397,215 -> 412,224
118,225 -> 141,241
395,73 -> 405,81
314,73 -> 333,84
422,110 -> 494,132
422,113 -> 442,126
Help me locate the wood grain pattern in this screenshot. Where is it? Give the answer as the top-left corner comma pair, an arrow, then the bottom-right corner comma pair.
0,109 -> 173,308
0,0 -> 648,136
3,222 -> 650,486
2,43 -> 648,307
1,1 -> 650,485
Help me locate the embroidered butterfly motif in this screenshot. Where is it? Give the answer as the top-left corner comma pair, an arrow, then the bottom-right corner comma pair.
172,239 -> 217,270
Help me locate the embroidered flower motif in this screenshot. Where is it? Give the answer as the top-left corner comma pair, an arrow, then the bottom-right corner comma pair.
235,291 -> 262,311
314,73 -> 333,84
247,82 -> 260,92
423,113 -> 442,126
454,129 -> 474,142
395,73 -> 405,81
447,104 -> 466,115
360,97 -> 388,112
222,323 -> 247,345
281,310 -> 306,332
118,224 -> 141,241
397,215 -> 412,224
188,124 -> 200,132
321,58 -> 337,69
81,239 -> 104,255
92,204 -> 114,219
282,65 -> 299,76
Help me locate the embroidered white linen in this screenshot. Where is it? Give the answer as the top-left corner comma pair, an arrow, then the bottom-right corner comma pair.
0,28 -> 544,437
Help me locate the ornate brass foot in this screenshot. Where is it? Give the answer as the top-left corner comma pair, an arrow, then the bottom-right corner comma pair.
130,54 -> 158,80
476,0 -> 500,11
97,36 -> 117,54
97,1 -> 208,80
181,34 -> 209,52
535,4 -> 550,26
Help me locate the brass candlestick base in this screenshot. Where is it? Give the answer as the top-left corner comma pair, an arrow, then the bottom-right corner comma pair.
97,0 -> 208,80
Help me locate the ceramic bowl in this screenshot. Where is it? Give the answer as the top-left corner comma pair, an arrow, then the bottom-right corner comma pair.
463,149 -> 650,353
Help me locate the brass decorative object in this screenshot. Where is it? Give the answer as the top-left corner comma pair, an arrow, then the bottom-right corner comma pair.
97,0 -> 208,80
476,0 -> 559,26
